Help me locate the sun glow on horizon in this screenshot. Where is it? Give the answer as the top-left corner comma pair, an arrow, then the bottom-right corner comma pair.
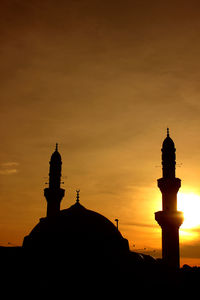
178,192 -> 200,232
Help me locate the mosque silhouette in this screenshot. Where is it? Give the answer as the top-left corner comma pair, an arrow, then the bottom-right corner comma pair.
1,130 -> 200,295
23,129 -> 182,269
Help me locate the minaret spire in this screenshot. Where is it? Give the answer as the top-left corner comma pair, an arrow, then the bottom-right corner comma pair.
155,130 -> 183,269
167,127 -> 169,137
76,190 -> 80,203
44,145 -> 65,217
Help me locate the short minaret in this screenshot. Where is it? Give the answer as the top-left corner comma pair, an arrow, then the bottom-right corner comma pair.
155,129 -> 183,269
44,144 -> 65,217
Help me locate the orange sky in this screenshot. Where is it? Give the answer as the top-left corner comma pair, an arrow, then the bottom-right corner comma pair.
1,0 -> 200,266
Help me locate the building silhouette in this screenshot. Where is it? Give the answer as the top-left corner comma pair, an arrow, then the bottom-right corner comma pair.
155,129 -> 184,269
23,145 -> 130,260
23,144 -> 152,290
2,133 -> 200,295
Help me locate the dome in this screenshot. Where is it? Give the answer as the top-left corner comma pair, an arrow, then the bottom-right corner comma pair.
50,150 -> 61,162
23,202 -> 129,258
162,136 -> 175,149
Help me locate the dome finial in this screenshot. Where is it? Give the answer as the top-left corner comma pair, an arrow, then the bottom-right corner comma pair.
76,189 -> 80,203
55,143 -> 58,151
167,128 -> 170,137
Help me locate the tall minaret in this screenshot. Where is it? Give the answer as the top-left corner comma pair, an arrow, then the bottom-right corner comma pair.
44,144 -> 65,217
155,129 -> 183,269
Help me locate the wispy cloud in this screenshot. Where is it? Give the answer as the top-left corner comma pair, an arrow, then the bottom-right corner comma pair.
1,162 -> 19,167
122,222 -> 157,229
181,242 -> 200,259
0,169 -> 18,175
0,162 -> 19,175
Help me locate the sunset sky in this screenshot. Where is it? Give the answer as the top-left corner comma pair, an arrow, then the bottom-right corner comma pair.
1,0 -> 200,266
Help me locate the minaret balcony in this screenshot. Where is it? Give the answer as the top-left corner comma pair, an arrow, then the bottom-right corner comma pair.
157,177 -> 181,193
44,187 -> 65,203
155,210 -> 184,228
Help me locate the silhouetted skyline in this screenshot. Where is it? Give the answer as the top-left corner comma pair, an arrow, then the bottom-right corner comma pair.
22,133 -> 182,272
1,140 -> 199,296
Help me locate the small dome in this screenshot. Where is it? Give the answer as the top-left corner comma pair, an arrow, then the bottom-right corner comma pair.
51,150 -> 61,161
162,129 -> 175,150
162,136 -> 175,149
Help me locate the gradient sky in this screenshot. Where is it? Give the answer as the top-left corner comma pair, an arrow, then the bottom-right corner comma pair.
1,0 -> 200,266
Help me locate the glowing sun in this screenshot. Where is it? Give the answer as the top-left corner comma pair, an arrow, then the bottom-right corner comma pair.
178,192 -> 200,229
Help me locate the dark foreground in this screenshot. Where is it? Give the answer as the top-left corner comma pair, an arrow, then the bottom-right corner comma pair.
0,246 -> 199,297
